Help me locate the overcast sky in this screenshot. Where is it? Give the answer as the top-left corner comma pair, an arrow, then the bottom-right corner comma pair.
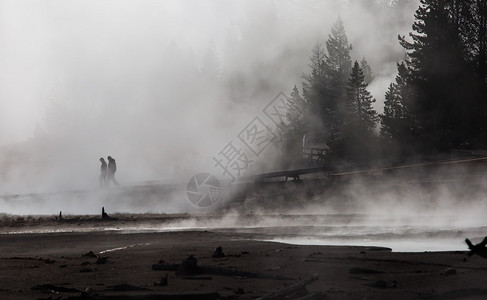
0,0 -> 241,144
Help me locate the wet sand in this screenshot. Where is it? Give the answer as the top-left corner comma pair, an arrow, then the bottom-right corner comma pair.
1,216 -> 487,299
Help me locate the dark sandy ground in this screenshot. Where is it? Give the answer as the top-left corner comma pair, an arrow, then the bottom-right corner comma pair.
1,215 -> 487,300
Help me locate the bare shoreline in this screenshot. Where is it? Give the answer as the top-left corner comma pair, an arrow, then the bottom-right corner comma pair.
1,215 -> 487,299
1,212 -> 483,252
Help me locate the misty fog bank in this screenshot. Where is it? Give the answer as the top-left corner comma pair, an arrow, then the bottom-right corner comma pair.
3,159 -> 486,220
2,169 -> 487,252
0,0 -> 418,197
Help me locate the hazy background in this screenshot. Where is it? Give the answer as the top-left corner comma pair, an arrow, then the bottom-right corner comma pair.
0,0 -> 419,195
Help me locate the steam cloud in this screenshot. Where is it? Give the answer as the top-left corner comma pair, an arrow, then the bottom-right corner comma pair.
0,0 -> 419,214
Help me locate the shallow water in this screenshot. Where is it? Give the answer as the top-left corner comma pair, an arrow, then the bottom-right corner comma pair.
266,237 -> 464,252
1,213 -> 484,253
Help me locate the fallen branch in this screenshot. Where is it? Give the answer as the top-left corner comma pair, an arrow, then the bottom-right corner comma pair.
466,237 -> 487,258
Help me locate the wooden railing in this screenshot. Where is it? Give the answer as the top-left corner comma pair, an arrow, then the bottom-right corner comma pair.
302,147 -> 326,165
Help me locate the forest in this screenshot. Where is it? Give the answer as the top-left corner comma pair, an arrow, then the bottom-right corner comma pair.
280,0 -> 487,166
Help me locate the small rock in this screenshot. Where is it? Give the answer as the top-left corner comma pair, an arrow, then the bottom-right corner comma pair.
39,258 -> 55,264
211,246 -> 225,258
96,256 -> 108,264
444,268 -> 456,276
82,251 -> 97,258
177,255 -> 200,275
82,287 -> 97,297
154,274 -> 168,286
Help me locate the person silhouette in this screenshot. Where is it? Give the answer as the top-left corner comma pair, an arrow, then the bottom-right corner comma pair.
99,157 -> 107,187
107,156 -> 119,186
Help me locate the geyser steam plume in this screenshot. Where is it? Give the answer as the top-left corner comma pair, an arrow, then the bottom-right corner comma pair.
0,0 -> 418,214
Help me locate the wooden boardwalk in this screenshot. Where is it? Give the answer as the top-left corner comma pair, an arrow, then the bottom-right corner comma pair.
239,167 -> 328,182
3,153 -> 487,201
238,153 -> 487,183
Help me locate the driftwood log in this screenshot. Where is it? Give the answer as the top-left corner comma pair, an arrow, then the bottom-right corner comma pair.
466,237 -> 487,258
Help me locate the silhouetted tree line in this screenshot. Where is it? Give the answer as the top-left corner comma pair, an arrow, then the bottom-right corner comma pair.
381,0 -> 487,153
283,0 -> 487,164
282,17 -> 379,162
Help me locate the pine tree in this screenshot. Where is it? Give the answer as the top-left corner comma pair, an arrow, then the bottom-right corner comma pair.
281,86 -> 307,165
346,61 -> 378,133
327,61 -> 379,161
380,63 -> 411,142
287,85 -> 306,131
324,17 -> 353,130
453,0 -> 487,124
398,0 -> 477,150
432,1 -> 486,92
301,18 -> 353,134
381,83 -> 401,141
476,0 -> 487,86
447,1 -> 479,65
360,57 -> 374,85
302,42 -> 328,131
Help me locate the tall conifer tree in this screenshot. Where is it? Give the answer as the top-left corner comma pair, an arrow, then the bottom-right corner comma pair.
380,63 -> 411,142
398,0 -> 477,150
282,86 -> 307,164
302,43 -> 328,132
325,17 -> 353,131
346,61 -> 378,133
360,57 -> 374,85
